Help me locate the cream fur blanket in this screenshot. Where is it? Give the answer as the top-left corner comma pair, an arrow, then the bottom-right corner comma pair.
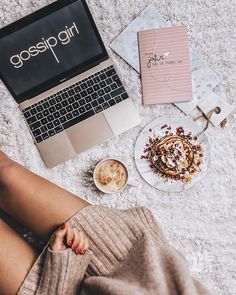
0,1 -> 235,294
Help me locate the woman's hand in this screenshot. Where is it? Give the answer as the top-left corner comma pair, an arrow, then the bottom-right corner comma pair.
49,223 -> 89,254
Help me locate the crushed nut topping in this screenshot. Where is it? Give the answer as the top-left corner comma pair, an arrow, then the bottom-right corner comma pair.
141,125 -> 204,184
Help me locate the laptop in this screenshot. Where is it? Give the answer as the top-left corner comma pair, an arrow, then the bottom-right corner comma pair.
0,0 -> 140,168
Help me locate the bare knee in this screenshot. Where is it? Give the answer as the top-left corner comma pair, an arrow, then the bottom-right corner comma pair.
0,153 -> 19,187
0,150 -> 11,167
0,218 -> 9,231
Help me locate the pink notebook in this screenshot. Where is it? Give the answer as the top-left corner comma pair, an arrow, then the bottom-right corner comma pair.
138,26 -> 192,105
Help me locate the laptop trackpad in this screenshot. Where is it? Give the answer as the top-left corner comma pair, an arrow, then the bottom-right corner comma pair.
37,132 -> 75,168
103,99 -> 141,136
66,112 -> 113,153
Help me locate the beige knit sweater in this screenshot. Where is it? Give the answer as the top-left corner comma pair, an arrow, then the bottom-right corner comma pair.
17,205 -> 210,295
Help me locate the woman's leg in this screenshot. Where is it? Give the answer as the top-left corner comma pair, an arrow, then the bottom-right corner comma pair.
0,218 -> 38,295
0,151 -> 91,241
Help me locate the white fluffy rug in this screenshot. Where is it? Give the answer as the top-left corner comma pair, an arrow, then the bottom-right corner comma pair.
0,0 -> 236,294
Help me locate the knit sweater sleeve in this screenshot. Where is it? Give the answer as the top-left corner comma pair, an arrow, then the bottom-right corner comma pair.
35,247 -> 92,295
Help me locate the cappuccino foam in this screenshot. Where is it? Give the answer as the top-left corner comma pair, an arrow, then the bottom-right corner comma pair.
95,160 -> 127,193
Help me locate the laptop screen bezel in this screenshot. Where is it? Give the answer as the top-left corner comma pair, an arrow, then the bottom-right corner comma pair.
0,0 -> 108,104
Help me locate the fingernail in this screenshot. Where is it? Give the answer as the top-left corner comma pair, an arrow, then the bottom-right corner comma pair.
76,248 -> 80,254
68,240 -> 72,246
81,249 -> 86,254
60,223 -> 66,230
72,245 -> 77,251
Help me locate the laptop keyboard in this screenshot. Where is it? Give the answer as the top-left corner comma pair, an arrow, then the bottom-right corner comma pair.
22,65 -> 129,143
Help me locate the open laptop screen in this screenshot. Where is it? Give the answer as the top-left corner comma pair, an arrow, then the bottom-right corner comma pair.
0,0 -> 107,103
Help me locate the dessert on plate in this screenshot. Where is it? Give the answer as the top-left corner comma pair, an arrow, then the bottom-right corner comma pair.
141,125 -> 204,184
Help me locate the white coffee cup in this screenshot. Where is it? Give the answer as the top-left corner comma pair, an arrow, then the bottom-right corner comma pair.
93,158 -> 138,194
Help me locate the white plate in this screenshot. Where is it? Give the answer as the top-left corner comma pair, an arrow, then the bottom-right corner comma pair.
134,116 -> 211,192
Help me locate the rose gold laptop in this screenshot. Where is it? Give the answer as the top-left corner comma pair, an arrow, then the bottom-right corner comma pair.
0,0 -> 140,168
